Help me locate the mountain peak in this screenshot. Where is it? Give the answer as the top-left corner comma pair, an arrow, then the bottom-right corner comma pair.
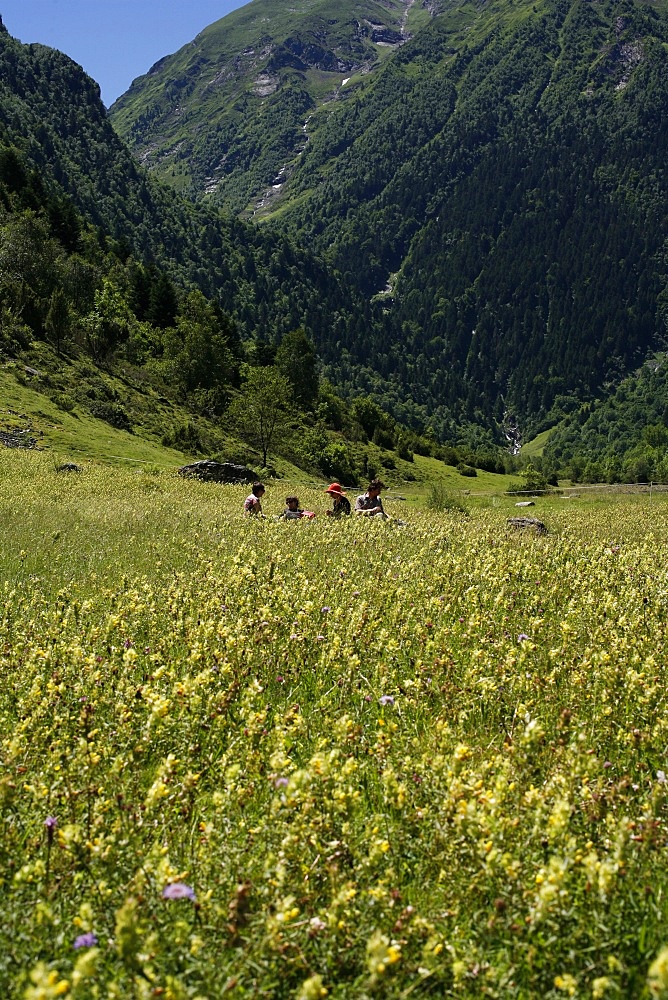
110,0 -> 424,213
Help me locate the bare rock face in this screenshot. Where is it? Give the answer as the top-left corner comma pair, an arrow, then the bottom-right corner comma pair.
177,460 -> 258,484
507,516 -> 547,535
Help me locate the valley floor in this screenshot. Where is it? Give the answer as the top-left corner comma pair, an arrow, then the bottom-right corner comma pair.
2,452 -> 668,997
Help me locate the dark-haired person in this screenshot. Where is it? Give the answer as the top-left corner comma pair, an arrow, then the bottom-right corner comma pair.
324,483 -> 351,517
283,495 -> 305,520
354,479 -> 387,518
244,482 -> 265,516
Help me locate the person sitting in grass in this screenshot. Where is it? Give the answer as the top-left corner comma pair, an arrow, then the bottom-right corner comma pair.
324,483 -> 351,517
282,495 -> 305,520
355,478 -> 387,518
244,481 -> 265,516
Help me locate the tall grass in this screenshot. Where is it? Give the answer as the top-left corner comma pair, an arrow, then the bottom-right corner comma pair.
2,451 -> 668,998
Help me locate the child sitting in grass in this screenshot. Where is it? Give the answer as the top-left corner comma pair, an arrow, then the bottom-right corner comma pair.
244,482 -> 265,516
282,495 -> 316,520
283,495 -> 304,519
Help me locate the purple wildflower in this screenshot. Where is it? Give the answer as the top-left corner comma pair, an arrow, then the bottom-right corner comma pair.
74,932 -> 98,949
275,777 -> 289,788
44,816 -> 58,844
123,639 -> 133,649
517,633 -> 531,643
379,695 -> 395,706
321,606 -> 331,614
162,882 -> 196,901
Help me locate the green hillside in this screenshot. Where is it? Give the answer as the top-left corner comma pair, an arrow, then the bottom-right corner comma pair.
2,2 -> 668,461
0,17 -> 372,357
269,0 -> 668,437
111,0 -> 420,214
111,0 -> 668,443
542,354 -> 668,484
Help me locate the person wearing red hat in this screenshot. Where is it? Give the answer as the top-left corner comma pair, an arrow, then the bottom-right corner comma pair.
324,483 -> 351,517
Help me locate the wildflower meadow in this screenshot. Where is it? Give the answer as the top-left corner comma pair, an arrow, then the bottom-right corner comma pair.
2,451 -> 668,999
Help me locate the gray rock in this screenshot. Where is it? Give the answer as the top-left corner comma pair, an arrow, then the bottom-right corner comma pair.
178,460 -> 258,484
0,429 -> 37,449
56,462 -> 83,473
507,516 -> 547,535
515,500 -> 535,507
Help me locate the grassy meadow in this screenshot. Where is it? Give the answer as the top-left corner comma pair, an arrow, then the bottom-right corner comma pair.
2,451 -> 668,998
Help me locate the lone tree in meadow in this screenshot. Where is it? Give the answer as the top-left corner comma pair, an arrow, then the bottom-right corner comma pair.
228,364 -> 292,468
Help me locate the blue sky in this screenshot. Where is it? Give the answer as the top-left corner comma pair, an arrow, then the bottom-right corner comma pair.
1,1 -> 247,107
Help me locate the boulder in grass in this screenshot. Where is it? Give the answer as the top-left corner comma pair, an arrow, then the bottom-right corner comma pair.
515,500 -> 535,507
507,516 -> 547,535
56,462 -> 83,473
178,460 -> 258,484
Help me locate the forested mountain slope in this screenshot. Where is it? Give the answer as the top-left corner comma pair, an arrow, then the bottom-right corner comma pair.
112,0 -> 668,443
0,18 -> 370,354
274,0 -> 668,437
543,354 -> 668,483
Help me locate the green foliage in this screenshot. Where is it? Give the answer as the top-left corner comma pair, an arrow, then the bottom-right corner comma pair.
227,364 -> 294,467
507,461 -> 552,494
146,271 -> 178,330
44,287 -> 70,355
109,0 -> 667,440
275,327 -> 319,408
161,421 -> 206,454
545,356 -> 668,483
292,424 -> 359,484
426,480 -> 468,513
457,462 -> 477,478
86,399 -> 132,432
163,290 -> 239,410
82,277 -> 132,361
3,0 -> 668,457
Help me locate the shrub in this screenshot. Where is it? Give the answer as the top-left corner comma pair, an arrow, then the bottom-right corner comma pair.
88,400 -> 132,432
161,422 -> 206,454
457,462 -> 477,477
427,481 -> 468,513
507,461 -> 554,494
